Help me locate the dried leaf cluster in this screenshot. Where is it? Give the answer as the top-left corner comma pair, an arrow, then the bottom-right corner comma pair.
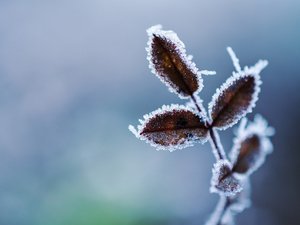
129,25 -> 274,225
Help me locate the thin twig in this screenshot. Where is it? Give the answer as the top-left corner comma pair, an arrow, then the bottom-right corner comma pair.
216,197 -> 230,225
190,94 -> 231,225
208,128 -> 226,161
191,94 -> 204,114
205,196 -> 231,225
190,94 -> 226,161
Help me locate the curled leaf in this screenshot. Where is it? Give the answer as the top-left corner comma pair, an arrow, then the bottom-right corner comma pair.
146,25 -> 202,98
208,72 -> 261,130
129,104 -> 208,151
230,115 -> 274,176
210,160 -> 242,196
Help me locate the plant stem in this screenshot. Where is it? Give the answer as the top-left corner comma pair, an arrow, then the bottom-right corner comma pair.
191,94 -> 230,225
190,95 -> 226,161
206,196 -> 230,225
208,128 -> 226,161
191,95 -> 203,114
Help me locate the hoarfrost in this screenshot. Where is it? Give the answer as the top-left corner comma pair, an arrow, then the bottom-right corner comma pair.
208,47 -> 268,130
208,128 -> 226,161
205,196 -> 228,225
128,125 -> 139,138
210,160 -> 242,196
130,25 -> 273,225
185,94 -> 208,120
206,179 -> 251,225
146,25 -> 203,98
230,115 -> 274,177
200,70 -> 217,76
220,210 -> 235,225
129,104 -> 209,151
227,47 -> 241,73
227,178 -> 251,213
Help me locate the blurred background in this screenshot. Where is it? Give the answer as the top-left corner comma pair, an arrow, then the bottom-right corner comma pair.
0,0 -> 299,224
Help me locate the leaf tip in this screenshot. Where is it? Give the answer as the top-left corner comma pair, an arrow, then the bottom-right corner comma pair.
128,125 -> 139,138
246,59 -> 268,76
200,70 -> 217,76
227,46 -> 241,73
146,24 -> 163,36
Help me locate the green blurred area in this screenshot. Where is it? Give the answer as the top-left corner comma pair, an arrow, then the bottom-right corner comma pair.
38,198 -> 171,225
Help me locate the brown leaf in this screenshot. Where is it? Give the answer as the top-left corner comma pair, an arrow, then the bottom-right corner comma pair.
209,74 -> 261,129
232,134 -> 270,176
210,160 -> 242,196
147,25 -> 201,98
230,115 -> 274,176
232,135 -> 260,174
134,105 -> 208,150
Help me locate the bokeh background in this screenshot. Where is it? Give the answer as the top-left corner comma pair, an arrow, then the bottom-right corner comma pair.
0,0 -> 299,224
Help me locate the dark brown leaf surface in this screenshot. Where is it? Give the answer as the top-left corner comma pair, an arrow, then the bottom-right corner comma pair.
211,160 -> 242,196
148,28 -> 200,98
209,74 -> 259,129
232,134 -> 261,174
140,107 -> 208,149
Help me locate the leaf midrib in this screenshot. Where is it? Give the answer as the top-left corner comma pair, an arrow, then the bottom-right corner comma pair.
212,76 -> 254,127
141,125 -> 207,135
154,35 -> 195,96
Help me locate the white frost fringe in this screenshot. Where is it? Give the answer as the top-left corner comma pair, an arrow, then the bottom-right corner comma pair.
146,25 -> 217,98
208,47 -> 268,130
128,104 -> 208,152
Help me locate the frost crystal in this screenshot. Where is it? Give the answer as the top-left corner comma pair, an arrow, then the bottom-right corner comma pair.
128,104 -> 208,151
205,196 -> 228,225
208,128 -> 226,160
220,211 -> 235,225
210,160 -> 242,196
230,115 -> 274,177
146,25 -> 203,98
200,70 -> 217,76
130,26 -> 273,225
227,47 -> 241,73
206,179 -> 251,225
208,48 -> 268,130
222,179 -> 252,225
227,178 -> 251,213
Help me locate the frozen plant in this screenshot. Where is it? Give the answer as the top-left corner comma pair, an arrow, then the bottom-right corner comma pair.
129,25 -> 274,225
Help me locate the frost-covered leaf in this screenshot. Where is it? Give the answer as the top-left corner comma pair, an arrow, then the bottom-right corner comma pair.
146,25 -> 202,98
230,115 -> 274,176
129,105 -> 208,151
208,49 -> 268,130
209,73 -> 261,130
232,134 -> 261,174
210,160 -> 242,196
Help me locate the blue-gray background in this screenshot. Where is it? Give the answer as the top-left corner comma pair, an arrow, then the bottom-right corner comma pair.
0,0 -> 299,225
